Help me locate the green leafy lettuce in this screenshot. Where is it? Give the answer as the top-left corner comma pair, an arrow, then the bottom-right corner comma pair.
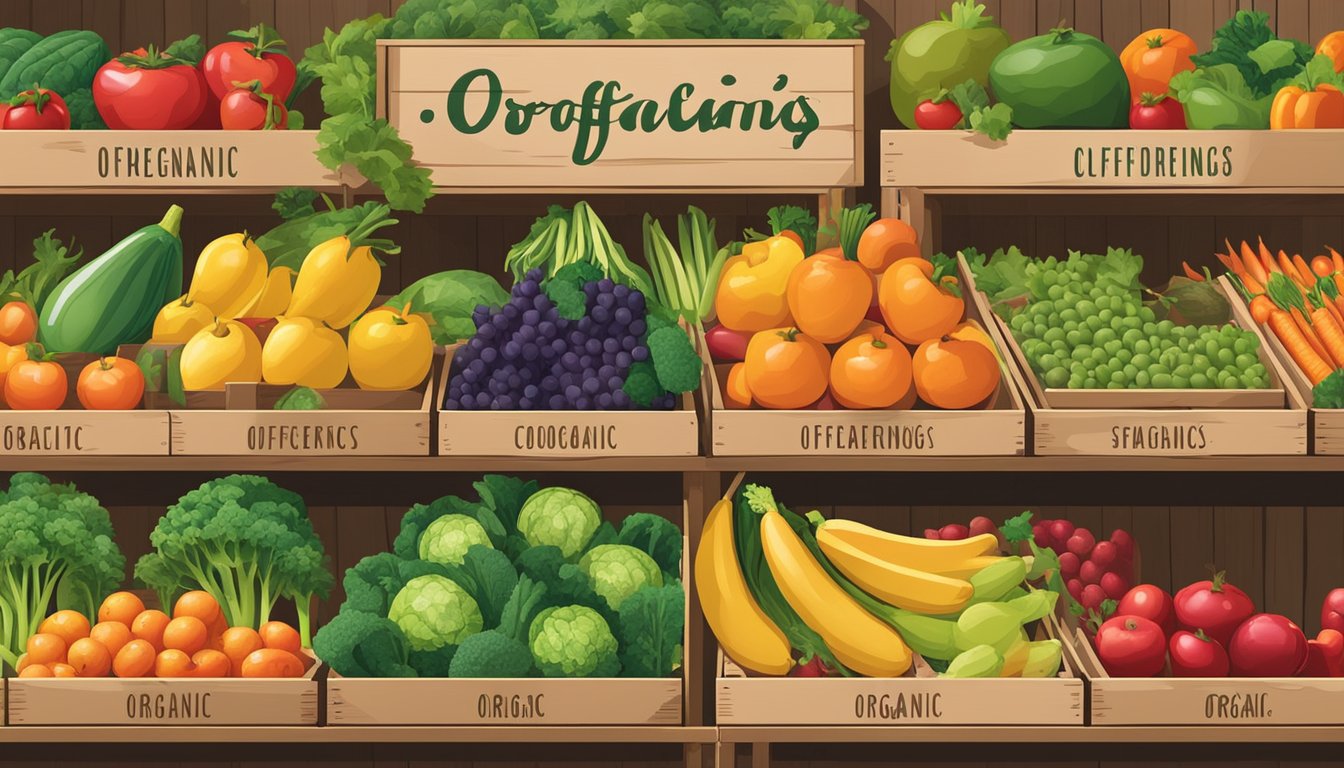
388,270 -> 510,344
1191,11 -> 1311,97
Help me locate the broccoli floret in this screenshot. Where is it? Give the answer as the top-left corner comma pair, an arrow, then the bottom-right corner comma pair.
409,645 -> 458,677
543,263 -> 605,320
529,605 -> 621,678
393,492 -> 510,561
617,583 -> 685,678
647,326 -> 702,394
621,361 -> 666,408
133,552 -> 185,615
449,576 -> 547,678
1314,369 -> 1344,408
514,545 -> 618,629
617,513 -> 683,578
314,611 -> 417,678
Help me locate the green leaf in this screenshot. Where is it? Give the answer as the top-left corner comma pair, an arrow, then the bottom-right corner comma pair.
271,187 -> 320,220
164,34 -> 206,64
944,78 -> 990,119
387,270 -> 510,345
967,103 -> 1013,141
1248,39 -> 1299,74
315,114 -> 433,213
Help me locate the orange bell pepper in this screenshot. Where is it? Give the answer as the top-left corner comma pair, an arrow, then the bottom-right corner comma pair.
1319,31 -> 1344,74
712,236 -> 804,332
1272,56 -> 1344,129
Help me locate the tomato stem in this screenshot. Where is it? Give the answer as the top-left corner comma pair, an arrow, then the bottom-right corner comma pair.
777,328 -> 801,342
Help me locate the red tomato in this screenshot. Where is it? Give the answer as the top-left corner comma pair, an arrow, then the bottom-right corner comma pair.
201,25 -> 296,102
1300,629 -> 1344,677
0,87 -> 71,130
704,323 -> 751,362
1168,629 -> 1229,677
1094,615 -> 1167,677
1228,614 -> 1308,677
189,68 -> 224,130
1116,584 -> 1176,636
93,46 -> 207,130
4,354 -> 67,410
1174,572 -> 1255,647
913,98 -> 963,130
1323,588 -> 1344,635
76,356 -> 145,410
220,82 -> 288,130
1129,92 -> 1187,129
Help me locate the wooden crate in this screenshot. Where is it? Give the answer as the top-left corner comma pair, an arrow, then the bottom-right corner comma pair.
326,674 -> 682,726
0,346 -> 169,456
166,356 -> 439,456
705,258 -> 1025,457
715,617 -> 1082,726
436,345 -> 699,457
881,130 -> 1344,191
966,268 -> 1308,456
1059,618 -> 1344,726
1221,276 -> 1344,454
375,40 -> 863,193
0,130 -> 358,193
6,655 -> 319,726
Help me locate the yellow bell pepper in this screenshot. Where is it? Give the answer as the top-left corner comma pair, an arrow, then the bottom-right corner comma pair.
348,304 -> 433,391
262,316 -> 348,388
151,295 -> 214,343
712,235 -> 804,332
188,234 -> 268,319
240,267 -> 295,318
288,236 -> 381,330
180,319 -> 262,391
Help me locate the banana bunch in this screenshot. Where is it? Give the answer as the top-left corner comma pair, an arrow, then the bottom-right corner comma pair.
695,484 -> 1063,680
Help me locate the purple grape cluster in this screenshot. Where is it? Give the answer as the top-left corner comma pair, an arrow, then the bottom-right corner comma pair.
444,269 -> 672,410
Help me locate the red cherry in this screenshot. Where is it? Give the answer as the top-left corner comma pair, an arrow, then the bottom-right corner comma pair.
1067,528 -> 1096,559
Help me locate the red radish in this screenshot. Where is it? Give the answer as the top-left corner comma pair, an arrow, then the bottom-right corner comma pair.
1066,528 -> 1096,559
1110,529 -> 1136,561
1081,584 -> 1107,612
1095,615 -> 1167,677
705,324 -> 751,362
790,654 -> 831,677
1079,560 -> 1102,586
1058,551 -> 1080,578
1174,571 -> 1255,647
1090,540 -> 1118,570
1100,572 -> 1130,601
1323,588 -> 1344,635
1227,613 -> 1307,677
938,523 -> 969,540
1117,584 -> 1175,636
1048,520 -> 1075,544
1169,630 -> 1229,677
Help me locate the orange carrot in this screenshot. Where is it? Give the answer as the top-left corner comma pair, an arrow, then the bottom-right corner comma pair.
1268,309 -> 1334,384
1332,246 -> 1344,274
1311,306 -> 1344,368
1259,238 -> 1280,275
1279,250 -> 1304,283
1182,261 -> 1204,281
1250,294 -> 1275,325
1294,253 -> 1315,284
1292,306 -> 1330,364
1241,241 -> 1269,286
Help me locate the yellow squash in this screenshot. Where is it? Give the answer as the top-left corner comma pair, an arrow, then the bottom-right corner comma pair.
180,319 -> 262,391
760,508 -> 911,677
151,295 -> 214,343
815,519 -> 999,573
189,234 -> 268,319
240,267 -> 295,318
694,498 -> 793,676
288,237 -> 380,329
818,532 -> 974,614
348,304 -> 433,390
262,316 -> 348,388
713,236 -> 804,332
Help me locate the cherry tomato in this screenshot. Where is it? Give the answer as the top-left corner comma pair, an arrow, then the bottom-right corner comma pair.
1169,629 -> 1230,677
201,25 -> 297,102
0,87 -> 71,130
1116,584 -> 1176,636
220,81 -> 287,130
77,356 -> 145,410
1094,615 -> 1167,677
0,300 -> 37,345
5,349 -> 67,410
914,98 -> 963,130
1129,92 -> 1187,130
93,46 -> 207,130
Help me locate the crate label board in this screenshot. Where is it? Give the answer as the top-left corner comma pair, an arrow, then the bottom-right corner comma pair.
881,130 -> 1344,189
0,410 -> 169,456
376,40 -> 863,190
0,131 -> 351,191
6,677 -> 318,726
326,678 -> 682,725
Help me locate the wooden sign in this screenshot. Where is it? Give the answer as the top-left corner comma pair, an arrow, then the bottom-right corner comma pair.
0,410 -> 169,456
6,676 -> 318,726
0,130 -> 355,192
376,40 -> 863,191
881,130 -> 1344,190
326,677 -> 682,725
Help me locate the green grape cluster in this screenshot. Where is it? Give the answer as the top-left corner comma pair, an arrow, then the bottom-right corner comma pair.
1007,253 -> 1269,391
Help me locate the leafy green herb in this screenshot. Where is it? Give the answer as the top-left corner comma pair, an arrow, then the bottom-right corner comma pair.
254,201 -> 400,272
272,187 -> 322,220
964,245 -> 1030,304
744,205 -> 819,255
0,229 -> 83,310
1313,369 -> 1344,409
275,386 -> 328,411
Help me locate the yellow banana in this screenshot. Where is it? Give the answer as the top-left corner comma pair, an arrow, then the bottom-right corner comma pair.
189,233 -> 268,319
694,498 -> 792,676
818,532 -> 974,614
815,518 -> 999,572
760,509 -> 911,677
927,555 -> 1009,580
288,237 -> 380,330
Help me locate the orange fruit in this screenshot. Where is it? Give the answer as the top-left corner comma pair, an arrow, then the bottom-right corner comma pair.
879,258 -> 964,346
38,610 -> 91,649
173,591 -> 222,627
743,328 -> 831,409
191,649 -> 231,678
24,632 -> 67,665
18,663 -> 52,678
89,621 -> 134,657
785,253 -> 874,344
98,591 -> 146,626
67,637 -> 112,677
130,609 -> 171,651
240,648 -> 304,678
828,331 -> 914,410
220,627 -> 265,677
162,616 -> 209,655
912,334 -> 1001,410
857,219 -> 921,274
50,662 -> 77,678
259,621 -> 302,654
154,649 -> 196,678
112,639 -> 156,678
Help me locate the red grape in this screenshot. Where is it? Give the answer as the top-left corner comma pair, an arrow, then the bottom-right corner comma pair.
1067,528 -> 1096,559
1032,523 -> 1051,547
1059,551 -> 1081,578
924,528 -> 941,540
939,524 -> 969,540
1067,578 -> 1084,602
1100,571 -> 1130,600
1049,520 -> 1075,544
1079,559 -> 1102,585
1110,529 -> 1136,561
1090,540 -> 1118,570
1081,584 -> 1107,611
969,516 -> 997,538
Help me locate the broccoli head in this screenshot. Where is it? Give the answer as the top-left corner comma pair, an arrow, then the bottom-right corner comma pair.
1314,369 -> 1344,408
393,492 -> 509,561
449,576 -> 548,678
134,552 -> 185,614
647,326 -> 702,394
409,645 -> 458,677
617,513 -> 683,578
617,583 -> 685,678
529,605 -> 620,678
314,610 -> 416,678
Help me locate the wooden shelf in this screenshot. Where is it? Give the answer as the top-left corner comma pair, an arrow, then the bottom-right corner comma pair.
718,725 -> 1344,743
0,725 -> 717,743
881,129 -> 1344,192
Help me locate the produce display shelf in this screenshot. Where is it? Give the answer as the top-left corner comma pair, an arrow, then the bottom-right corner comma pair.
716,725 -> 1344,743
0,725 -> 717,743
879,130 -> 1344,192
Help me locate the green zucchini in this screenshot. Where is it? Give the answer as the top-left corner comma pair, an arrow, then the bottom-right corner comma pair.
0,30 -> 108,99
38,206 -> 184,355
0,28 -> 41,84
